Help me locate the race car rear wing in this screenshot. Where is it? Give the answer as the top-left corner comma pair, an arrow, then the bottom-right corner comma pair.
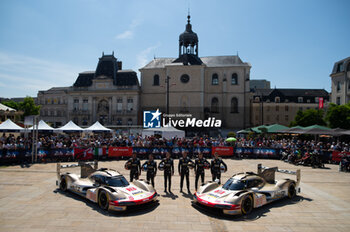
257,164 -> 300,185
57,160 -> 98,179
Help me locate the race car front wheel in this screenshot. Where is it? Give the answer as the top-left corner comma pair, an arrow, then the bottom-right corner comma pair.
241,195 -> 253,215
288,184 -> 296,199
98,190 -> 109,210
60,177 -> 67,192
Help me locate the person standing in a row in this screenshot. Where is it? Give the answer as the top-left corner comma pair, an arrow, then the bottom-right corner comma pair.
211,152 -> 227,184
178,151 -> 194,193
142,154 -> 157,187
158,152 -> 174,192
126,153 -> 141,182
194,152 -> 210,191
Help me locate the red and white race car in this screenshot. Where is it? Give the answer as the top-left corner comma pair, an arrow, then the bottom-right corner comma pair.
193,164 -> 301,215
56,161 -> 157,211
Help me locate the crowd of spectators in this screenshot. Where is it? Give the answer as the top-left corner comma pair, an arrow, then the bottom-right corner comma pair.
1,133 -> 349,153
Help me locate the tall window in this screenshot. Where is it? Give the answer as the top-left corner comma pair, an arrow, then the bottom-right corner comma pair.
211,97 -> 219,113
337,82 -> 341,92
231,97 -> 238,113
127,98 -> 133,112
73,99 -> 79,110
285,105 -> 289,111
212,73 -> 219,85
231,73 -> 238,85
153,74 -> 160,86
117,118 -> 122,125
82,99 -> 88,111
117,98 -> 123,112
336,97 -> 341,105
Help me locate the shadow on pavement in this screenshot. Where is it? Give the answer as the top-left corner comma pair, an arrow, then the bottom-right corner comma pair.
191,195 -> 312,221
53,189 -> 160,217
161,191 -> 179,200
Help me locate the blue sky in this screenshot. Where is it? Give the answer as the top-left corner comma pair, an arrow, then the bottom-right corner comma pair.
0,0 -> 349,98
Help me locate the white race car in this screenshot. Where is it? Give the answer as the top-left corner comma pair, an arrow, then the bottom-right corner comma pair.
193,164 -> 301,215
56,161 -> 157,211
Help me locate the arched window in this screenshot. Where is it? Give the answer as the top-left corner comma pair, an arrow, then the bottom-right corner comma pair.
231,97 -> 238,113
211,97 -> 219,113
127,118 -> 133,126
212,73 -> 219,85
231,73 -> 238,85
153,74 -> 160,86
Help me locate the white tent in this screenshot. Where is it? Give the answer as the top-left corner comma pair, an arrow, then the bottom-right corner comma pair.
56,120 -> 84,132
142,125 -> 185,139
28,120 -> 55,131
0,103 -> 16,112
0,119 -> 23,132
84,121 -> 112,132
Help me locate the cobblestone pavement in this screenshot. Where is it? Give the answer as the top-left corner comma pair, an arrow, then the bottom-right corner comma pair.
0,159 -> 350,232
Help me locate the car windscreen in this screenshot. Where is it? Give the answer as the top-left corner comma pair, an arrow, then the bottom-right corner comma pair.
222,178 -> 246,191
105,176 -> 129,187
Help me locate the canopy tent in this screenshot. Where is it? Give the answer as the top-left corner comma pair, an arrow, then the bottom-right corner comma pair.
142,126 -> 185,139
238,124 -> 288,134
259,124 -> 289,133
84,121 -> 112,132
0,103 -> 16,112
0,119 -> 23,132
290,125 -> 331,135
56,120 -> 84,132
277,126 -> 305,134
28,120 -> 55,131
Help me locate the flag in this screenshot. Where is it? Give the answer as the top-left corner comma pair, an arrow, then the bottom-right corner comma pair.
319,97 -> 324,109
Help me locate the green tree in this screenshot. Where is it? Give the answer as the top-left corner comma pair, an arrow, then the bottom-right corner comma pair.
289,109 -> 326,127
19,96 -> 40,117
326,103 -> 350,129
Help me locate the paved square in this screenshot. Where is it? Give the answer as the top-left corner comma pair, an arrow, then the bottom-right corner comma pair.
1,159 -> 350,232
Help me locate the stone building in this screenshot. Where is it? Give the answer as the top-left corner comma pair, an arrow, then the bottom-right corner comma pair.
140,15 -> 251,130
37,53 -> 140,128
330,57 -> 350,105
251,88 -> 329,126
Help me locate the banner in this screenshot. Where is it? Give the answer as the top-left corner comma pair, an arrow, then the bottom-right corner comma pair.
108,147 -> 132,157
319,97 -> 324,109
212,146 -> 233,156
74,148 -> 94,160
332,151 -> 350,162
94,147 -> 107,157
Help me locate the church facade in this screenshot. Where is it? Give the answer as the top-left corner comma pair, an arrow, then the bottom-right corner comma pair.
140,15 -> 251,130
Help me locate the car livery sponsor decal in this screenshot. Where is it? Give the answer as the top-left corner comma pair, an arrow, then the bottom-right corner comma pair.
208,193 -> 219,198
214,189 -> 226,195
132,191 -> 143,196
126,187 -> 137,191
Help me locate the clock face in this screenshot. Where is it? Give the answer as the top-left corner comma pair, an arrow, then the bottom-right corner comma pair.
180,74 -> 190,83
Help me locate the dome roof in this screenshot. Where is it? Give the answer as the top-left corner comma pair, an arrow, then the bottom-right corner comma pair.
179,15 -> 198,46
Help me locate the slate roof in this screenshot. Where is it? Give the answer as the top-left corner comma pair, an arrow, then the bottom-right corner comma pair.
73,54 -> 139,87
172,54 -> 203,65
141,55 -> 250,69
252,88 -> 329,103
331,56 -> 350,75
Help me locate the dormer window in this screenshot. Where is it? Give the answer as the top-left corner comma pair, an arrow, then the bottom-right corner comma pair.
254,97 -> 260,102
275,97 -> 280,103
298,97 -> 303,103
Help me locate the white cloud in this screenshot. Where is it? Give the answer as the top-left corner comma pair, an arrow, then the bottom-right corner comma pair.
0,52 -> 87,97
116,30 -> 133,39
115,18 -> 142,40
136,43 -> 161,69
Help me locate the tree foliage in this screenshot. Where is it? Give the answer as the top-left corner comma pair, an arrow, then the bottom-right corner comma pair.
2,97 -> 40,119
289,109 -> 326,127
326,103 -> 350,129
